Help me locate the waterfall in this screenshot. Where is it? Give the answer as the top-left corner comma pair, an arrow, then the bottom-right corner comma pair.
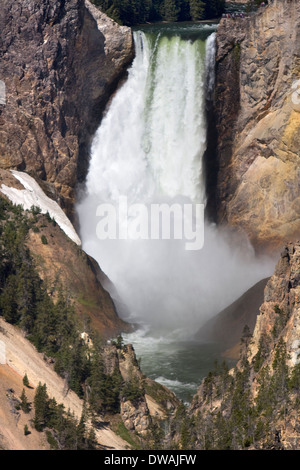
77,26 -> 274,340
81,30 -> 207,205
205,32 -> 216,100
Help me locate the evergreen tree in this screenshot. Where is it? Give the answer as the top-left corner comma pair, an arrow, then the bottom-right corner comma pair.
189,0 -> 205,21
205,0 -> 225,18
271,339 -> 290,422
77,412 -> 88,450
178,0 -> 190,21
23,373 -> 30,388
20,389 -> 31,413
289,363 -> 300,404
163,0 -> 180,22
33,383 -> 49,431
0,274 -> 19,323
91,0 -> 225,25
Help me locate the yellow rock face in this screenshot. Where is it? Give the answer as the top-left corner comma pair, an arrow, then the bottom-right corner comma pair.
215,1 -> 300,254
228,104 -> 300,252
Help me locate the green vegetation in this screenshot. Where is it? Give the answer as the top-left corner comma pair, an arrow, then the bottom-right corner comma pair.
169,326 -> 299,450
233,42 -> 241,64
24,424 -> 31,436
20,389 -> 31,414
41,234 -> 48,245
23,373 -> 30,388
91,0 -> 225,26
88,348 -> 123,414
0,196 -> 147,430
122,374 -> 145,403
114,419 -> 141,449
33,382 -> 98,450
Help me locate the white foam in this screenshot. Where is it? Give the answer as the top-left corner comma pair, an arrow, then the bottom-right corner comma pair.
154,376 -> 197,390
1,170 -> 81,246
77,29 -> 275,335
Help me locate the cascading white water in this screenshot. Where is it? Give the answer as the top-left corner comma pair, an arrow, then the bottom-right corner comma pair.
77,24 -> 275,400
205,32 -> 217,99
81,30 -> 207,207
77,25 -> 274,347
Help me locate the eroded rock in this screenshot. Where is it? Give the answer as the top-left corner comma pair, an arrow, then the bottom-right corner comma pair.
0,0 -> 134,218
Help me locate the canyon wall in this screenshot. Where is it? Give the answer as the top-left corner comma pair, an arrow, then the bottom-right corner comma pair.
190,241 -> 300,449
249,242 -> 300,371
0,0 -> 134,218
210,0 -> 300,254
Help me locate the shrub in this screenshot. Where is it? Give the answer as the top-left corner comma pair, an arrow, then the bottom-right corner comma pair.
41,235 -> 48,245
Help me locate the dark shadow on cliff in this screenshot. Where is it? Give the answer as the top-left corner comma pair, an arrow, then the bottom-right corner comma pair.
203,33 -> 241,224
195,277 -> 270,359
75,7 -> 134,193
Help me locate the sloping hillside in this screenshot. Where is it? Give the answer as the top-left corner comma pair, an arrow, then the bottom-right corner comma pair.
0,168 -> 129,339
0,364 -> 49,450
0,318 -> 128,450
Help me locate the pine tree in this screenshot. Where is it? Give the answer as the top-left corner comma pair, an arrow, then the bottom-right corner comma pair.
20,388 -> 31,413
87,428 -> 98,449
23,373 -> 30,388
271,339 -> 290,423
289,363 -> 300,404
205,0 -> 225,18
163,0 -> 180,22
0,274 -> 19,324
33,383 -> 49,431
76,413 -> 87,450
189,0 -> 205,21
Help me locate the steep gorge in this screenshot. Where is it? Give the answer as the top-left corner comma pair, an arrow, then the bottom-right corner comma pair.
189,242 -> 300,450
0,0 -> 300,452
208,0 -> 300,253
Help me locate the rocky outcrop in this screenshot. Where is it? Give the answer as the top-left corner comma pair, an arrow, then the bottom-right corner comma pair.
0,0 -> 134,219
117,344 -> 179,436
211,0 -> 300,253
120,398 -> 151,436
249,242 -> 300,370
189,241 -> 300,449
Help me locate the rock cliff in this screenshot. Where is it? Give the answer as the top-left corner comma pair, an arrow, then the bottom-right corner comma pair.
189,241 -> 300,449
210,0 -> 300,253
249,242 -> 300,372
196,277 -> 269,358
0,0 -> 134,219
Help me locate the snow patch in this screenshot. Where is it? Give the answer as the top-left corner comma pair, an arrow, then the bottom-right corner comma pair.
0,170 -> 81,246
